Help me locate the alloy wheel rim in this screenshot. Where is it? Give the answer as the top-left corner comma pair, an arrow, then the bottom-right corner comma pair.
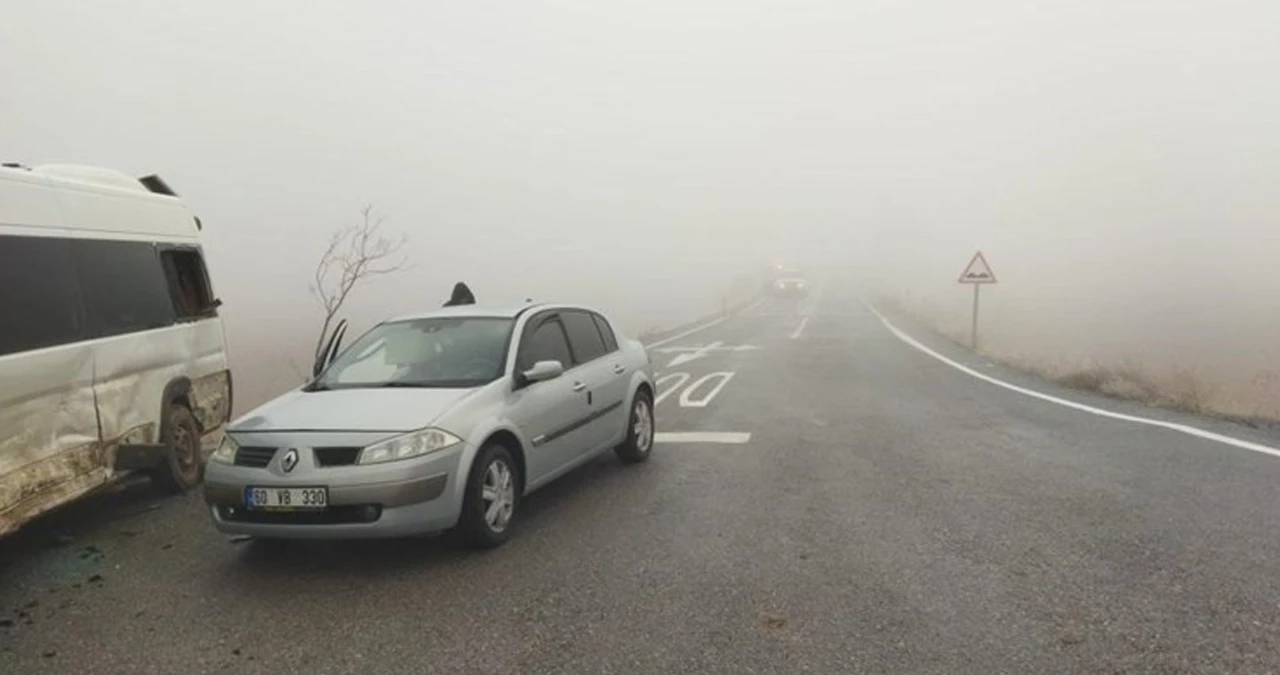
482,459 -> 515,532
634,400 -> 653,452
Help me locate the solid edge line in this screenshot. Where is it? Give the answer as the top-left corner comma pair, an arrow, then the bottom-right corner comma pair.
644,298 -> 766,348
860,300 -> 1280,460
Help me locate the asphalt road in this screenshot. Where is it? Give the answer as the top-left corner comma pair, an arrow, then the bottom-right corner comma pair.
3,286 -> 1280,674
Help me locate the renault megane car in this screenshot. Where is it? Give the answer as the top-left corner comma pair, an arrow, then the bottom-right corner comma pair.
202,303 -> 657,548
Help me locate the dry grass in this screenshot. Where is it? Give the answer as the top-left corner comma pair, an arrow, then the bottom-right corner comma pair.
985,353 -> 1219,415
1163,366 -> 1216,415
871,290 -> 1273,421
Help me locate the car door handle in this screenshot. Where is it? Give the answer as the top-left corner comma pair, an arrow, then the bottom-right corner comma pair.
572,381 -> 587,392
613,364 -> 626,374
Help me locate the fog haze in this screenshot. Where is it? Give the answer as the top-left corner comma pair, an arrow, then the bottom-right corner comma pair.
4,0 -> 1279,413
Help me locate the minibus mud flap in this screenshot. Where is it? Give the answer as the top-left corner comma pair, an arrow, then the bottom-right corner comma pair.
114,443 -> 167,470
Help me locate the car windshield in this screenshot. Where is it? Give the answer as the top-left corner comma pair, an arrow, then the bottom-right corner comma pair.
314,316 -> 514,389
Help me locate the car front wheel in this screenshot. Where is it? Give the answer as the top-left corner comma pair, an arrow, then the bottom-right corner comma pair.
457,443 -> 519,549
615,391 -> 654,464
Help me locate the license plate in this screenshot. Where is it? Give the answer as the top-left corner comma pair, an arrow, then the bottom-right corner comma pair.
244,486 -> 328,510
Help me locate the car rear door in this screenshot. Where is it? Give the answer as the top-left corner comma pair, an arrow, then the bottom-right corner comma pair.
508,313 -> 591,483
559,310 -> 627,452
589,312 -> 631,448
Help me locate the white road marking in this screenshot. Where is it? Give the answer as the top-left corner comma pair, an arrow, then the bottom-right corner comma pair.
654,344 -> 761,353
656,342 -> 761,368
667,340 -> 723,367
863,301 -> 1280,460
790,316 -> 809,339
654,372 -> 691,406
679,372 -> 736,408
644,298 -> 767,349
655,431 -> 752,444
804,283 -> 825,315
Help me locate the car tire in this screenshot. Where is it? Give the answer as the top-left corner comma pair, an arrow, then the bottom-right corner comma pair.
150,404 -> 204,493
457,443 -> 519,549
615,390 -> 654,464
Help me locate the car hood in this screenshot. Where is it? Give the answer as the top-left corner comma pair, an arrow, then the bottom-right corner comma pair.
230,387 -> 476,433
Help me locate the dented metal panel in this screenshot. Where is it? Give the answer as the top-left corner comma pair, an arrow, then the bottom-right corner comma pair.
0,319 -> 231,536
92,319 -> 230,463
0,344 -> 104,536
190,369 -> 232,434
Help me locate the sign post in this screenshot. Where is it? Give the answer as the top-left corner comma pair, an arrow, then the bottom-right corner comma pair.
957,250 -> 997,350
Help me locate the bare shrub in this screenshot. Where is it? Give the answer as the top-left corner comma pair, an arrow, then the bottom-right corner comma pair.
310,205 -> 409,363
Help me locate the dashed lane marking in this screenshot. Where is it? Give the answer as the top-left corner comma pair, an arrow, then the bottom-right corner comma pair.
644,299 -> 768,349
655,432 -> 752,444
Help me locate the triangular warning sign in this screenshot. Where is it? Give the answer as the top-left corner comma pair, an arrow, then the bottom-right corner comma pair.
958,251 -> 997,284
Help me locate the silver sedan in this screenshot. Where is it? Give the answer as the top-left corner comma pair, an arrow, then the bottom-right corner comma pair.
202,303 -> 657,547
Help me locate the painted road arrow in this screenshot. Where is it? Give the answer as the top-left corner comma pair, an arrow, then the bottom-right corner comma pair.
653,341 -> 761,367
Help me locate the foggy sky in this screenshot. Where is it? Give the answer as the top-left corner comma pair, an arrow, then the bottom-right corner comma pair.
4,1 -> 1280,409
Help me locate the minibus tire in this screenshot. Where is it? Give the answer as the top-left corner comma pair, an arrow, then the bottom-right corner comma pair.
151,404 -> 204,493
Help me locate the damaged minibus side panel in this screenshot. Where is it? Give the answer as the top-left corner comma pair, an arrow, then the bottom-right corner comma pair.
91,322 -> 231,463
0,172 -> 108,536
0,339 -> 104,536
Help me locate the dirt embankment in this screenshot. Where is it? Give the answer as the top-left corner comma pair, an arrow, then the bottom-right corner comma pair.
875,291 -> 1280,424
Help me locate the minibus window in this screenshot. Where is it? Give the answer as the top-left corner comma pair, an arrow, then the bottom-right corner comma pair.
73,240 -> 177,337
0,235 -> 86,356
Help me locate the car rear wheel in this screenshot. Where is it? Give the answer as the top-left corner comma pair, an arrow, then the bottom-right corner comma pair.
150,404 -> 204,493
615,391 -> 654,464
457,443 -> 519,549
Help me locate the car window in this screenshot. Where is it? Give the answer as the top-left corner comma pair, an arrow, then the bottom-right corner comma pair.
592,313 -> 618,352
317,317 -> 513,389
519,318 -> 574,372
73,239 -> 177,337
560,310 -> 608,364
0,235 -> 88,356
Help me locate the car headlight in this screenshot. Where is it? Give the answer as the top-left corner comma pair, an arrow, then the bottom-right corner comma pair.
210,434 -> 238,464
358,428 -> 463,465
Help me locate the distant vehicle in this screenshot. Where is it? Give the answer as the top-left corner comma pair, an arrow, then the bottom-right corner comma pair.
771,272 -> 810,297
202,303 -> 657,548
0,164 -> 231,536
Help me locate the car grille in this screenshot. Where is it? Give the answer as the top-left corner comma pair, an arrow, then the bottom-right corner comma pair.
216,504 -> 382,525
313,447 -> 361,467
234,446 -> 277,468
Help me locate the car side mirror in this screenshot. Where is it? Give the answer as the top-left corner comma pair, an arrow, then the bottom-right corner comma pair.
520,360 -> 564,385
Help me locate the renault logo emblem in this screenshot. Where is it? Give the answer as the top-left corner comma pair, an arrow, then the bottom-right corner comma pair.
281,448 -> 300,473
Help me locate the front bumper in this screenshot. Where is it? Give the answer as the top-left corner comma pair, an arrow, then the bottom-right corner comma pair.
202,445 -> 465,539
